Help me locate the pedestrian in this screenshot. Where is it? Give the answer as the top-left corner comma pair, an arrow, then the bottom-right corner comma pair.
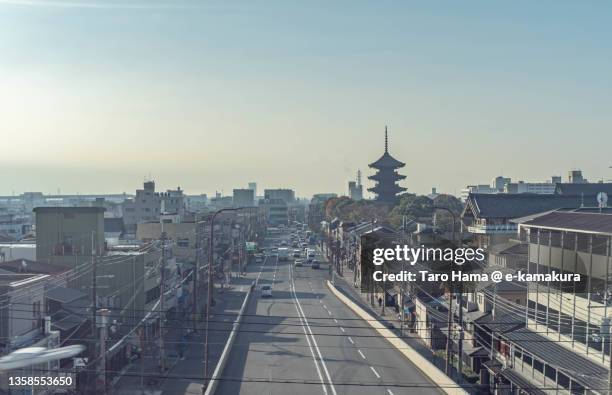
378,297 -> 382,307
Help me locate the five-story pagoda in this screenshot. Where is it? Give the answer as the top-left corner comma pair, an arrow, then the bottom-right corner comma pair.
368,126 -> 406,203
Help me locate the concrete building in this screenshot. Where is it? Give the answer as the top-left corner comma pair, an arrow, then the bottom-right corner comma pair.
185,194 -> 208,213
569,169 -> 588,184
260,198 -> 288,225
122,181 -> 161,231
136,220 -> 196,263
264,189 -> 295,204
504,181 -> 557,194
248,182 -> 257,198
233,189 -> 255,207
492,176 -> 512,192
160,186 -> 185,216
34,206 -> 106,263
461,194 -> 586,249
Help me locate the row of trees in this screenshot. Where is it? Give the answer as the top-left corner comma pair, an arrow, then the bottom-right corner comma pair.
323,193 -> 463,231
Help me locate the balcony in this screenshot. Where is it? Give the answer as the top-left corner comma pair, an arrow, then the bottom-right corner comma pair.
467,223 -> 517,234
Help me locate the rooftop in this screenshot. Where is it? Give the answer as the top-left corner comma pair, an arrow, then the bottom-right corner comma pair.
517,210 -> 612,236
462,193 -> 586,219
554,182 -> 612,196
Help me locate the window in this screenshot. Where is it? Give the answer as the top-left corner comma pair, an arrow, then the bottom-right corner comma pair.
32,301 -> 41,317
533,359 -> 544,373
523,353 -> 532,365
177,238 -> 190,248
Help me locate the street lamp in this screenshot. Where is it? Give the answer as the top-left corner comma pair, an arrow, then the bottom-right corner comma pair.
203,206 -> 256,393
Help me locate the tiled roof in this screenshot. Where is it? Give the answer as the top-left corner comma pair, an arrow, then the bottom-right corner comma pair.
554,182 -> 612,196
46,287 -> 88,304
463,193 -> 585,219
518,211 -> 612,235
368,152 -> 405,169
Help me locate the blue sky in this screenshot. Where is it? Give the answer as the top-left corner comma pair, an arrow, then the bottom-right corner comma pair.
1,1 -> 611,197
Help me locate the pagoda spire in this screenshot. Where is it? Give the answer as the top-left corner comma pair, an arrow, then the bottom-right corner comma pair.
384,125 -> 388,153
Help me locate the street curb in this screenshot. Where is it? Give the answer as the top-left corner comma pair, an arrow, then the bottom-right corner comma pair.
205,281 -> 255,395
326,280 -> 468,395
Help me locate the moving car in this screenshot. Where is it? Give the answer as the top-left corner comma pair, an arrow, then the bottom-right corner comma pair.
311,261 -> 320,269
295,259 -> 303,267
277,247 -> 289,261
293,249 -> 301,258
261,285 -> 272,297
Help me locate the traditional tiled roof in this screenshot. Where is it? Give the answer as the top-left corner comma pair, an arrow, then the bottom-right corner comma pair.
517,210 -> 612,235
368,152 -> 406,169
463,193 -> 585,220
554,182 -> 612,196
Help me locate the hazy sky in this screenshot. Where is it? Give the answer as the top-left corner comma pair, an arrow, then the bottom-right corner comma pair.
1,1 -> 611,198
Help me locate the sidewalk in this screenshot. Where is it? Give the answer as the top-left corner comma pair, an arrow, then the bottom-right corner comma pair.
113,271 -> 255,395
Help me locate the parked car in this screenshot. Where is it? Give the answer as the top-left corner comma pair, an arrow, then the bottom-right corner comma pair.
311,261 -> 320,269
261,285 -> 272,297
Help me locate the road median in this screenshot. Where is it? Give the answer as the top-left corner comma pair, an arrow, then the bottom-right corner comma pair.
326,280 -> 468,395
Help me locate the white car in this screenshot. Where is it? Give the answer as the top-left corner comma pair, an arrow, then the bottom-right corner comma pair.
261,285 -> 272,297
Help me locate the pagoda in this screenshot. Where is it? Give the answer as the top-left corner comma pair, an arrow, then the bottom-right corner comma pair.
368,126 -> 406,203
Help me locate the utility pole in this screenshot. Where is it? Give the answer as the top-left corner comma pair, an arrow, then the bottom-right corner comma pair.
99,309 -> 110,395
203,207 -> 254,394
446,276 -> 454,377
91,231 -> 98,363
194,222 -> 200,333
159,232 -> 167,373
457,282 -> 464,379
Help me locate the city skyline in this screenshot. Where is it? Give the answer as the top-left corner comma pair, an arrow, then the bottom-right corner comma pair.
1,1 -> 611,196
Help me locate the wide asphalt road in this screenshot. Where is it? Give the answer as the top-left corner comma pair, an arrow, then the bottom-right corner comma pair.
215,230 -> 441,395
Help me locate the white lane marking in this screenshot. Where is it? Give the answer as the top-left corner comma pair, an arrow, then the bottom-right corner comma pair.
323,305 -> 327,309
339,327 -> 345,333
255,255 -> 267,285
289,263 -> 328,395
347,337 -> 354,345
291,265 -> 338,395
327,310 -> 332,316
386,390 -> 395,395
319,300 -> 323,304
357,349 -> 366,359
370,366 -> 381,379
333,319 -> 338,324
239,286 -> 245,292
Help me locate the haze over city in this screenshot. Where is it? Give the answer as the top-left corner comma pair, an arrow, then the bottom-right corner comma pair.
1,0 -> 611,197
